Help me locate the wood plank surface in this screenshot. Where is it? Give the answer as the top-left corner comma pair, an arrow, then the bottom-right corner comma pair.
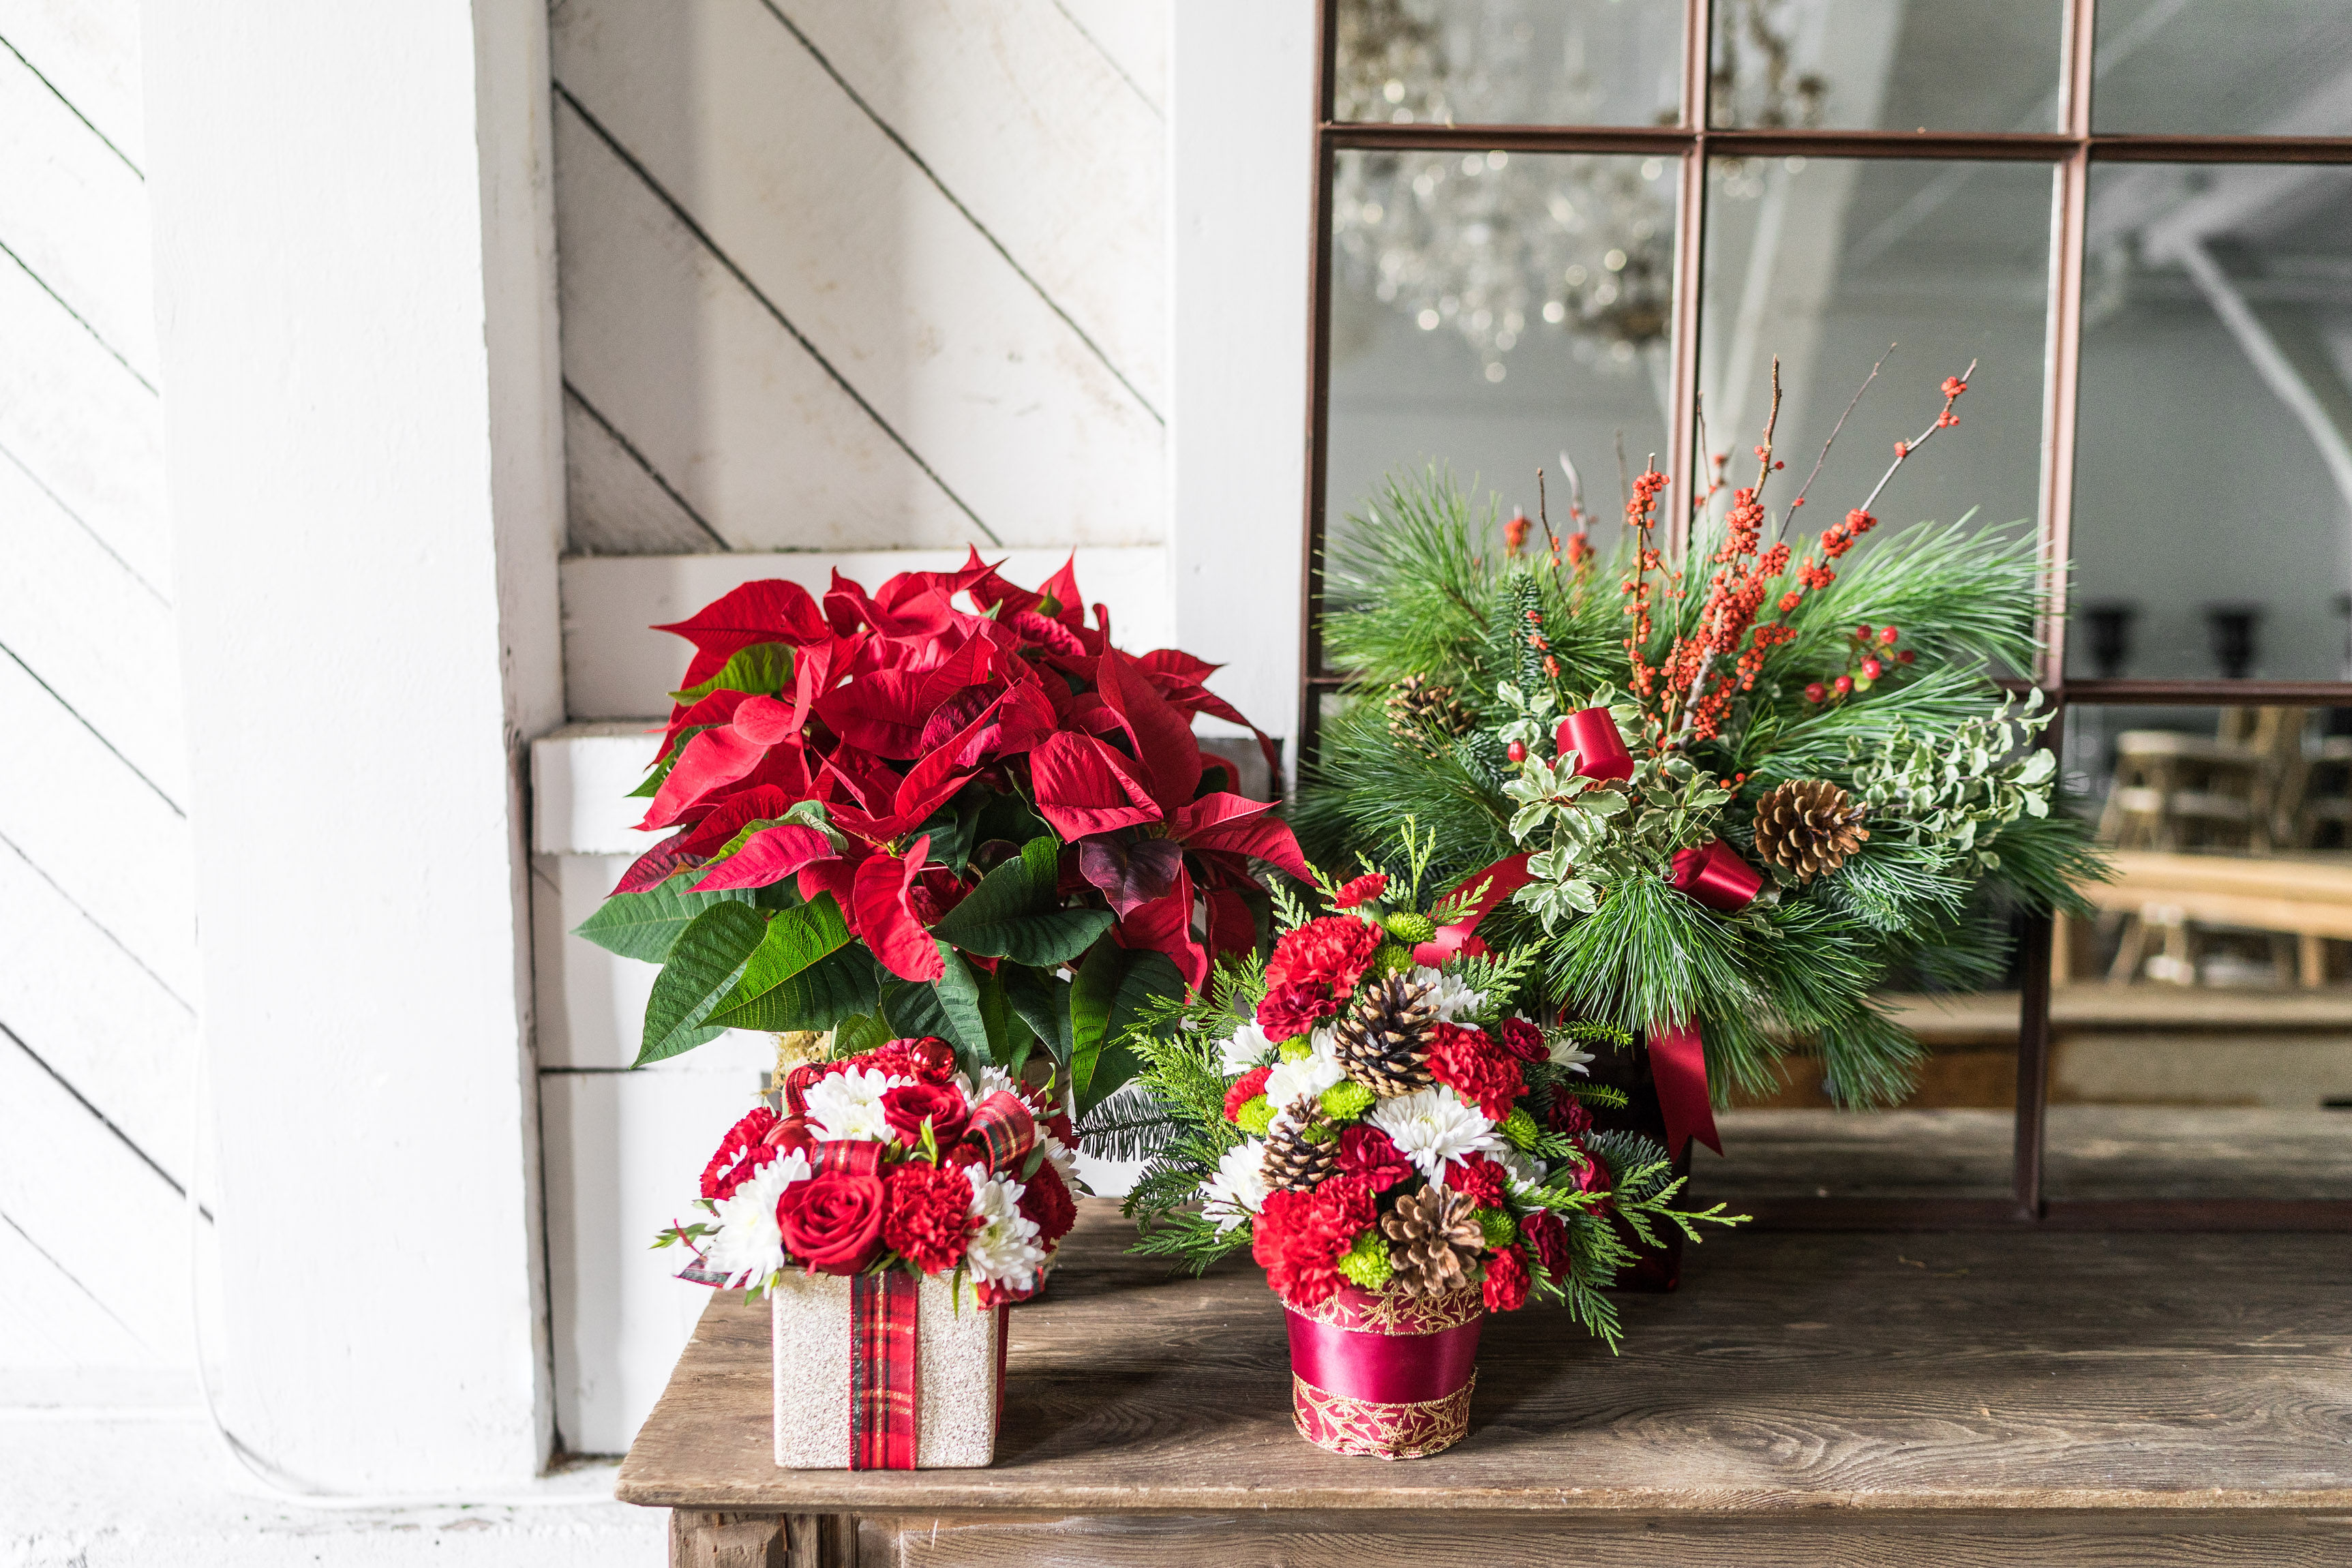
618,1201 -> 2352,1515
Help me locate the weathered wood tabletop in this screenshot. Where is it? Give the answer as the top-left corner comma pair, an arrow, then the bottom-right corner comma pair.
621,1202 -> 2352,1565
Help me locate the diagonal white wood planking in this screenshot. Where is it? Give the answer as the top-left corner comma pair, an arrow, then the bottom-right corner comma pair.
0,0 -> 145,169
0,451 -> 184,800
0,1208 -> 155,1370
0,39 -> 153,380
563,387 -> 725,557
0,650 -> 194,1002
1051,0 -> 1167,117
777,0 -> 1168,412
0,835 -> 194,1186
0,245 -> 165,592
553,106 -> 987,553
550,0 -> 1163,554
0,1036 -> 192,1365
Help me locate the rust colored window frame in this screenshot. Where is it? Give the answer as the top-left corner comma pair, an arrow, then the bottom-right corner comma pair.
1299,0 -> 2352,1231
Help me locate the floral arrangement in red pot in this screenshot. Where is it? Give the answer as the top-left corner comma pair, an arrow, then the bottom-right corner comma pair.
1119,822 -> 1742,1459
573,552 -> 1310,1113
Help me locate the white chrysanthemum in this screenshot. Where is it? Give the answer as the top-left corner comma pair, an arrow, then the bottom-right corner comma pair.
1199,1137 -> 1270,1231
803,1066 -> 907,1142
969,1064 -> 1018,1106
704,1151 -> 811,1288
1548,1031 -> 1596,1074
1366,1085 -> 1502,1188
1494,1145 -> 1548,1194
1261,1029 -> 1346,1111
963,1165 -> 1049,1292
1412,965 -> 1486,1021
1036,1129 -> 1079,1188
1218,1021 -> 1278,1075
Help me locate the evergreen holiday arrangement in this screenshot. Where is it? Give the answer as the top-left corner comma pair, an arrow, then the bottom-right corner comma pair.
1286,359 -> 2104,1156
1106,821 -> 1740,1457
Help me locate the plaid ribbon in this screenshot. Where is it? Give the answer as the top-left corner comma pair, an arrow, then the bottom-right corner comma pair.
811,1139 -> 885,1177
960,1091 -> 1036,1177
849,1269 -> 920,1468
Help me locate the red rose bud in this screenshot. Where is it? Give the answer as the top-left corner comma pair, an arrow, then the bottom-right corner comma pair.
1860,658 -> 1882,680
1520,1207 -> 1571,1278
1498,1016 -> 1548,1064
1571,1146 -> 1612,1198
1804,682 -> 1826,704
881,1083 -> 971,1150
776,1169 -> 888,1275
1833,674 -> 1854,696
1878,624 -> 1899,646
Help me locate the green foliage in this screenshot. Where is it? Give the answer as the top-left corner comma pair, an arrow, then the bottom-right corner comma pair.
573,881 -> 752,963
1848,691 -> 2058,870
931,836 -> 1115,965
670,642 -> 791,703
636,901 -> 769,1066
1068,939 -> 1186,1115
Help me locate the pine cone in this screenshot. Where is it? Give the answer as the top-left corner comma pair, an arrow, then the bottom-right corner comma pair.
1385,675 -> 1474,757
1753,779 -> 1869,881
1379,1186 -> 1485,1297
1258,1098 -> 1340,1193
1333,973 -> 1438,1097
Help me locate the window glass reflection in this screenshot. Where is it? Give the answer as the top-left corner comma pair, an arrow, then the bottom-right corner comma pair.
1335,0 -> 1683,128
2094,0 -> 2352,136
1711,0 -> 2062,132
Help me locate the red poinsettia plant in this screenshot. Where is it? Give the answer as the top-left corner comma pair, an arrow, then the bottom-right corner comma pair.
659,1034 -> 1083,1305
573,552 -> 1308,1112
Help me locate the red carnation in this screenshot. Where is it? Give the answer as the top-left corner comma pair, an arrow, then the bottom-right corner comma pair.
1548,1093 -> 1593,1136
1251,1179 -> 1376,1308
881,1162 -> 975,1274
1427,1022 -> 1525,1120
1498,1016 -> 1547,1064
1017,1159 -> 1078,1246
1224,1065 -> 1273,1123
1482,1244 -> 1531,1312
1313,1173 -> 1379,1243
777,1169 -> 888,1275
882,1083 -> 971,1150
1332,873 -> 1389,909
1520,1207 -> 1571,1280
1445,1151 -> 1509,1209
1572,1147 -> 1611,1198
701,1106 -> 780,1199
1333,1124 -> 1413,1191
1256,980 -> 1338,1041
1265,916 -> 1385,999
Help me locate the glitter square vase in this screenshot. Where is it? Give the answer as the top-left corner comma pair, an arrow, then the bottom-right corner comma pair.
769,1269 -> 1006,1468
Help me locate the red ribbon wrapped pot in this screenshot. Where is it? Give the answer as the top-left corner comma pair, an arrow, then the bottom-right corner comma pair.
1284,1284 -> 1484,1460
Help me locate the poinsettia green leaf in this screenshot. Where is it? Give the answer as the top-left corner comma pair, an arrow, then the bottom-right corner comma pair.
926,942 -> 993,1077
931,836 -> 1108,964
669,642 -> 791,704
636,901 -> 769,1066
1001,964 -> 1072,1076
709,894 -> 854,1015
1069,938 -> 1183,1114
706,944 -> 879,1033
572,883 -> 751,963
831,1010 -> 894,1058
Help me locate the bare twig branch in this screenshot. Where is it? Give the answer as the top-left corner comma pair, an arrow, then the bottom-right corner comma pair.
1781,343 -> 1895,539
1854,357 -> 1976,519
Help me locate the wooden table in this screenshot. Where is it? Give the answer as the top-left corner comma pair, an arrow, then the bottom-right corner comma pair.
2072,849 -> 2352,986
618,1204 -> 2352,1564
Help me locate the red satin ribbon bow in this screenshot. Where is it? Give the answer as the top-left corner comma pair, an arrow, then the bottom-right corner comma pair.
1409,853 -> 1533,969
1650,837 -> 1765,1158
1556,706 -> 1635,781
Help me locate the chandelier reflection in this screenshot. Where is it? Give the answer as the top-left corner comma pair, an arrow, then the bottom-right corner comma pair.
1333,0 -> 1823,379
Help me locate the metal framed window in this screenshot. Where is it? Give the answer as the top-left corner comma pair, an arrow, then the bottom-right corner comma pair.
1300,0 -> 2352,1228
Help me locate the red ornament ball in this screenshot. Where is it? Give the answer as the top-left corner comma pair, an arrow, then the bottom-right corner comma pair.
1506,740 -> 1528,764
1803,682 -> 1826,704
1878,624 -> 1900,646
1860,658 -> 1883,680
1833,674 -> 1854,696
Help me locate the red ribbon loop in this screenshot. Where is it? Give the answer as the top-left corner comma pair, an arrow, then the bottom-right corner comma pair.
1410,852 -> 1533,969
958,1091 -> 1037,1178
1669,836 -> 1763,914
1556,706 -> 1635,782
1646,1018 -> 1724,1159
811,1139 -> 886,1177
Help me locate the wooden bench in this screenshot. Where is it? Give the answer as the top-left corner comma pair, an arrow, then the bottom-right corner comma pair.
618,1204 -> 2352,1564
2068,849 -> 2352,986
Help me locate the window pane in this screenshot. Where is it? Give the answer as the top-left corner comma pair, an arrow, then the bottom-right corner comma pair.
1333,0 -> 1683,127
1323,149 -> 1676,584
2093,1 -> 2352,136
1709,0 -> 2063,133
2069,163 -> 2352,682
2049,703 -> 2352,1199
1700,157 -> 2053,569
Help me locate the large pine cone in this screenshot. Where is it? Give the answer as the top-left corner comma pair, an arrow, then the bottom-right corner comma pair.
1753,779 -> 1869,882
1258,1098 -> 1340,1194
1385,675 -> 1474,757
1333,974 -> 1438,1098
1380,1186 -> 1485,1297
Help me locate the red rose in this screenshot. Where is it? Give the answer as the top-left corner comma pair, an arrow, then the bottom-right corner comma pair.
777,1169 -> 888,1275
1332,873 -> 1389,909
1427,1022 -> 1525,1120
1445,1151 -> 1509,1209
882,1083 -> 971,1149
881,1162 -> 974,1274
1548,1092 -> 1593,1136
1017,1159 -> 1078,1246
1265,916 -> 1385,998
701,1106 -> 779,1199
1256,980 -> 1337,1041
1498,1016 -> 1547,1064
1482,1244 -> 1531,1312
1333,1124 -> 1412,1191
1520,1208 -> 1571,1280
1224,1065 -> 1273,1123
